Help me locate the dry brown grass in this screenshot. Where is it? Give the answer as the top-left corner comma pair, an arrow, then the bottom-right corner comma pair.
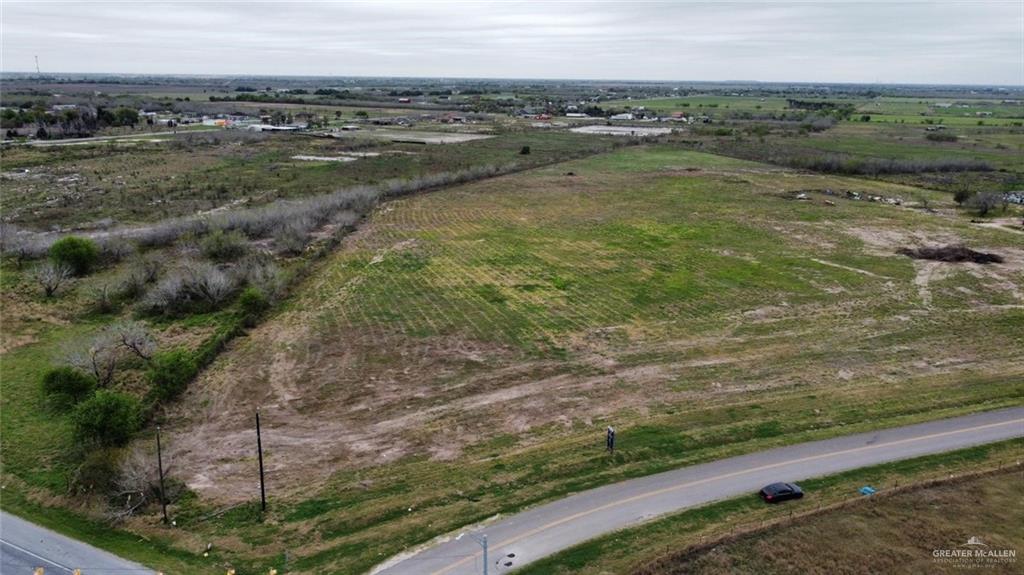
646,468 -> 1023,575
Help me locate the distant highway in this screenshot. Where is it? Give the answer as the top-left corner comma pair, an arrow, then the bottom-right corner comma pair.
374,407 -> 1024,575
5,128 -> 222,147
0,512 -> 151,574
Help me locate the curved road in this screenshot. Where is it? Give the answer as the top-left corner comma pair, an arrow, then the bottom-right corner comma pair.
0,511 -> 150,574
373,407 -> 1024,575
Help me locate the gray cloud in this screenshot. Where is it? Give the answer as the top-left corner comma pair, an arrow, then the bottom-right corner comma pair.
2,1 -> 1021,84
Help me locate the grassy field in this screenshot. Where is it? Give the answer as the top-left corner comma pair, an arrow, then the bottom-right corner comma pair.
606,94 -> 1024,126
517,440 -> 1023,575
684,120 -> 1024,193
133,145 -> 1022,572
799,122 -> 1024,170
2,142 -> 1022,574
0,129 -> 615,228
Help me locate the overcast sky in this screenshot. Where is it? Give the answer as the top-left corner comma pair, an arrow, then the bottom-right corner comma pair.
2,1 -> 1021,85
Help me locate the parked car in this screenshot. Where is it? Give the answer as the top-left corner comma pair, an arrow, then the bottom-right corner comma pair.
759,482 -> 804,503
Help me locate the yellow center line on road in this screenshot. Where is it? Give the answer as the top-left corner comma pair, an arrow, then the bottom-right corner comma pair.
428,418 -> 1024,575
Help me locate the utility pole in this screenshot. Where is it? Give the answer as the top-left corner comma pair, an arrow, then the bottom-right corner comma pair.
156,426 -> 168,524
457,533 -> 488,575
256,409 -> 267,512
480,534 -> 488,575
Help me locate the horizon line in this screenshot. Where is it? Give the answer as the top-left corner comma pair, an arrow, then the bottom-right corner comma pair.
2,70 -> 1022,90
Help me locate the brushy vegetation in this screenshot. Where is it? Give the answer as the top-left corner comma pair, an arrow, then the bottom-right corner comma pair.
785,153 -> 993,176
147,349 -> 198,403
140,260 -> 236,316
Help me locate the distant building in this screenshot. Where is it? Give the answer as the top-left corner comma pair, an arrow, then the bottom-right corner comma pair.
247,124 -> 300,132
609,113 -> 634,121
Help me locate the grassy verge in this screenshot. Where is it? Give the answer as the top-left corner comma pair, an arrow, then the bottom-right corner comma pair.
0,481 -> 213,573
515,438 -> 1023,575
640,469 -> 1022,574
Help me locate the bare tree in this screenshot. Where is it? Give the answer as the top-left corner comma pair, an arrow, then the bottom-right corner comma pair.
35,262 -> 73,297
66,331 -> 121,386
111,320 -> 156,360
109,444 -> 178,522
89,280 -> 116,313
64,321 -> 154,386
968,191 -> 1002,217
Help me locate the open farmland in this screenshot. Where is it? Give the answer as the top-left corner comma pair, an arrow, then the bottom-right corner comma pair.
603,95 -> 804,114
92,145 -> 1023,572
0,130 -> 615,228
608,94 -> 1024,126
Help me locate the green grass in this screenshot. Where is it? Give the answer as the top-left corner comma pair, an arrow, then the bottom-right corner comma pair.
2,143 -> 1022,574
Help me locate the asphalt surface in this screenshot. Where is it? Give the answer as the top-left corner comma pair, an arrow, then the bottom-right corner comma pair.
373,407 -> 1024,575
0,511 -> 151,574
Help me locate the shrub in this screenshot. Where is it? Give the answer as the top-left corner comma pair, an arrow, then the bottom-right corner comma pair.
273,219 -> 313,255
89,280 -> 117,313
925,131 -> 958,142
953,188 -> 974,206
49,236 -> 99,276
34,261 -> 72,297
140,260 -> 236,315
118,253 -> 163,301
41,366 -> 96,409
237,257 -> 286,302
72,390 -> 142,446
201,230 -> 249,261
238,286 -> 269,324
968,191 -> 1003,217
147,349 -> 197,402
97,237 -> 136,263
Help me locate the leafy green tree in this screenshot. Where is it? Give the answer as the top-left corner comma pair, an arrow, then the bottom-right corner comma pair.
49,236 -> 99,276
73,390 -> 142,446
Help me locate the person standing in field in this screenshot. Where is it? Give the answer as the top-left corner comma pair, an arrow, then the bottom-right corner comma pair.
606,426 -> 616,453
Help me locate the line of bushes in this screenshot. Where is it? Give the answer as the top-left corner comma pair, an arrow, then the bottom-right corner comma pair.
788,154 -> 993,176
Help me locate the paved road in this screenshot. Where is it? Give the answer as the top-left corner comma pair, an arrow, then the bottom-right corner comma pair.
0,512 -> 151,574
374,407 -> 1024,575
